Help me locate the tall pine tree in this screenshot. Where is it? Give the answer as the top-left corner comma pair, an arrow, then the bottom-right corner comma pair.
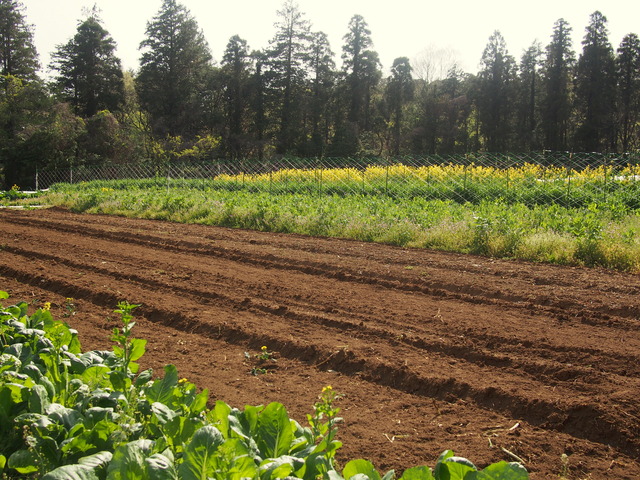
616,33 -> 640,152
265,0 -> 311,154
386,57 -> 413,155
575,11 -> 616,152
306,31 -> 335,156
540,18 -> 575,151
0,0 -> 38,79
221,35 -> 251,158
477,30 -> 517,151
335,14 -> 381,155
50,7 -> 124,118
0,0 -> 44,189
516,42 -> 542,151
137,0 -> 213,138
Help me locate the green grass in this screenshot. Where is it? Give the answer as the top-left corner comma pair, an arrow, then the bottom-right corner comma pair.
40,181 -> 640,273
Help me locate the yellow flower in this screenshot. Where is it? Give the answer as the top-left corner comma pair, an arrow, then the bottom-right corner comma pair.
261,346 -> 268,351
322,385 -> 332,393
178,378 -> 188,384
43,302 -> 51,311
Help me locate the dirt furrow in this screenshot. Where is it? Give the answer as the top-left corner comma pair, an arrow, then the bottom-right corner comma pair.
5,216 -> 640,382
2,253 -> 638,460
2,208 -> 640,479
8,211 -> 640,332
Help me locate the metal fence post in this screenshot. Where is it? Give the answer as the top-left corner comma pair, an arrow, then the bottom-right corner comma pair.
566,165 -> 571,205
385,160 -> 389,196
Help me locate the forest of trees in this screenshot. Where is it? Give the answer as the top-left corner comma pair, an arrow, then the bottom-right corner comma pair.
1,0 -> 640,188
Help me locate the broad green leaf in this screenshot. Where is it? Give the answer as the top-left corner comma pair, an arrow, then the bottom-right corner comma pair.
209,400 -> 231,438
106,439 -> 154,480
145,364 -> 178,404
382,469 -> 396,480
135,368 -> 154,387
178,425 -> 225,480
0,353 -> 20,373
3,342 -> 24,359
13,412 -> 53,429
128,361 -> 140,374
256,402 -> 294,458
467,462 -> 529,480
327,469 -> 344,480
0,388 -> 16,426
109,370 -> 130,391
78,450 -> 113,471
4,378 -> 33,404
445,457 -> 476,470
29,383 -> 50,414
67,329 -> 82,354
0,290 -> 9,299
262,461 -> 293,479
400,465 -> 435,480
438,457 -> 477,480
433,450 -> 455,479
260,455 -> 304,479
7,449 -> 39,474
41,464 -> 100,480
129,338 -> 147,361
61,419 -> 119,456
22,364 -> 43,381
81,366 -> 112,389
146,453 -> 179,480
218,438 -> 259,480
39,376 -> 56,400
152,401 -> 178,424
164,415 -> 202,448
84,407 -> 118,426
47,403 -> 84,430
189,389 -> 208,415
32,435 -> 60,471
343,459 -> 382,480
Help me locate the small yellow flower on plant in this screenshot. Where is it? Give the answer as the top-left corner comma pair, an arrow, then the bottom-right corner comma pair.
322,385 -> 332,393
43,302 -> 51,311
179,378 -> 188,384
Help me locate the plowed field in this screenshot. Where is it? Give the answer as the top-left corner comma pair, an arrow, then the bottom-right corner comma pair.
1,207 -> 639,479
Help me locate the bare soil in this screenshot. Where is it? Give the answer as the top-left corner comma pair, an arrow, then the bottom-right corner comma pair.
1,207 -> 639,479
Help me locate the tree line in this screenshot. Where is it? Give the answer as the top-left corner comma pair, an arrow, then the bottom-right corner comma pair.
1,0 -> 640,189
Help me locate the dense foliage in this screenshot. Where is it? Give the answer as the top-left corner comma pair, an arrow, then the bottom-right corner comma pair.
1,0 -> 640,189
0,291 -> 529,479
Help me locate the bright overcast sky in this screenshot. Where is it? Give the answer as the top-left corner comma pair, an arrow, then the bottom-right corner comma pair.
21,0 -> 640,78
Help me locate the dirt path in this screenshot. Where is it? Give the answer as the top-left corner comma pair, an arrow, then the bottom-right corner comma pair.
1,207 -> 639,479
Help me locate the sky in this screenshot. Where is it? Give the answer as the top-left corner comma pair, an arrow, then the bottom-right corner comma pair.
21,0 -> 640,79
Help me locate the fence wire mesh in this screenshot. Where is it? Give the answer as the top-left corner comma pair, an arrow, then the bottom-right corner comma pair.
35,152 -> 640,209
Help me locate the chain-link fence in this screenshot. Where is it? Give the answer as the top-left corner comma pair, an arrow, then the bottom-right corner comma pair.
35,152 -> 640,209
